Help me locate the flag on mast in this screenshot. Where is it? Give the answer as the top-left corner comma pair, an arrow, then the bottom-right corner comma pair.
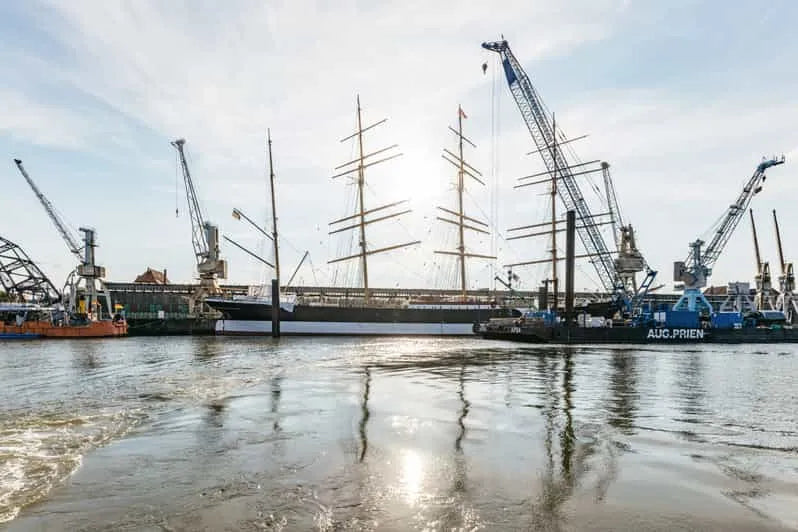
459,106 -> 467,119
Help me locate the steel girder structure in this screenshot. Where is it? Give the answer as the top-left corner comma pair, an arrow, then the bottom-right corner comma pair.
0,235 -> 61,303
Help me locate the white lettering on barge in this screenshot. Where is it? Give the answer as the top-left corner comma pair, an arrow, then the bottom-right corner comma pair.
646,328 -> 705,340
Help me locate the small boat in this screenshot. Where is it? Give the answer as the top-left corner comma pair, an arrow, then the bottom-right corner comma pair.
0,302 -> 127,339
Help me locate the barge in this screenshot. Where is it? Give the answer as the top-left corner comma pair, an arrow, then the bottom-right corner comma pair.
0,303 -> 127,339
476,308 -> 798,344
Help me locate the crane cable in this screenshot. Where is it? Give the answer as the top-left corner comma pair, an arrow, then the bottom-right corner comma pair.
175,149 -> 180,218
490,53 -> 500,290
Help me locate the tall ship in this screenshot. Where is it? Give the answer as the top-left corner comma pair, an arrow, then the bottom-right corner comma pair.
209,98 -> 521,335
475,39 -> 796,345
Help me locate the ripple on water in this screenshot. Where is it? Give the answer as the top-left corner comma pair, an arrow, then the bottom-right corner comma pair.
0,409 -> 144,523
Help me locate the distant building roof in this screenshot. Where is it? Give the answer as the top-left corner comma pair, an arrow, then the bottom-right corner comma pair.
134,267 -> 169,284
703,285 -> 727,296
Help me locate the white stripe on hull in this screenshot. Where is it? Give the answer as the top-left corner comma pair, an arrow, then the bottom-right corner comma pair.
215,320 -> 475,336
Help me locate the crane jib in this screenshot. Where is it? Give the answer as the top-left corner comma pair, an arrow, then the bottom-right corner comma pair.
502,58 -> 517,85
485,39 -> 625,296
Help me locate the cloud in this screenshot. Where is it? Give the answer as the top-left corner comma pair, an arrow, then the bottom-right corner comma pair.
0,88 -> 95,149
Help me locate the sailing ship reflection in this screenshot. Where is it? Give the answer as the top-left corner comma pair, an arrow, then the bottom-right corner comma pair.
346,347 -> 626,526
453,363 -> 469,493
358,366 -> 371,463
271,373 -> 282,433
534,350 -> 578,524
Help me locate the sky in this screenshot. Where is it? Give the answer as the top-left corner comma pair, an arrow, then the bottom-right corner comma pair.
2,0 -> 798,295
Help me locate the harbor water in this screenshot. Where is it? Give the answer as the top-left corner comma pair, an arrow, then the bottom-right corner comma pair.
1,337 -> 797,530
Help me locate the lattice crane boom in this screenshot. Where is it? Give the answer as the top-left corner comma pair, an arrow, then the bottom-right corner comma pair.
171,139 -> 210,263
673,156 -> 785,313
698,157 -> 783,270
170,139 -> 226,295
601,162 -> 623,249
483,40 -> 619,294
14,159 -> 83,260
677,157 -> 784,291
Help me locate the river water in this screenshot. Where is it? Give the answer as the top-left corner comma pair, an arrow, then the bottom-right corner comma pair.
1,337 -> 797,530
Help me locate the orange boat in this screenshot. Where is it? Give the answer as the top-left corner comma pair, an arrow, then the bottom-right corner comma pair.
0,303 -> 127,339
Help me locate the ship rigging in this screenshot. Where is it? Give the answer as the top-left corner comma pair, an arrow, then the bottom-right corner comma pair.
434,105 -> 495,300
328,96 -> 420,303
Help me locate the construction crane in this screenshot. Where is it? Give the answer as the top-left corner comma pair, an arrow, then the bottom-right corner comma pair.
14,159 -> 112,319
773,209 -> 797,322
673,156 -> 785,313
171,139 -> 227,301
483,39 -> 649,310
749,209 -> 774,310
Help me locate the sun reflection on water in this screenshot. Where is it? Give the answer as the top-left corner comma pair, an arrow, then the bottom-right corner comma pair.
399,448 -> 424,506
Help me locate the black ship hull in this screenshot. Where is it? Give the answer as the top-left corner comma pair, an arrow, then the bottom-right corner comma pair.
207,297 -> 520,336
478,324 -> 798,344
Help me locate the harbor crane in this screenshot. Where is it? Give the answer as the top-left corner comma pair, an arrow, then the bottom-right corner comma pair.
748,209 -> 774,310
482,39 -> 654,311
14,159 -> 113,319
171,139 -> 228,304
773,209 -> 797,322
673,156 -> 785,313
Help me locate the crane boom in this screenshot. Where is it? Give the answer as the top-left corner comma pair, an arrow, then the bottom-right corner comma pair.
171,139 -> 210,262
674,156 -> 784,312
483,40 -> 620,295
749,208 -> 762,271
14,159 -> 83,259
601,162 -> 623,250
170,139 -> 226,298
694,157 -> 783,270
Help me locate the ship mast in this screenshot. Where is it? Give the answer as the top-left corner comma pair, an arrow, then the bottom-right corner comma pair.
550,115 -> 559,311
355,98 -> 369,298
457,107 -> 467,296
436,106 -> 494,299
329,96 -> 420,303
267,129 -> 280,284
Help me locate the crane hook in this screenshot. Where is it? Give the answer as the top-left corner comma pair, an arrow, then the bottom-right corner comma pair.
481,62 -> 488,75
